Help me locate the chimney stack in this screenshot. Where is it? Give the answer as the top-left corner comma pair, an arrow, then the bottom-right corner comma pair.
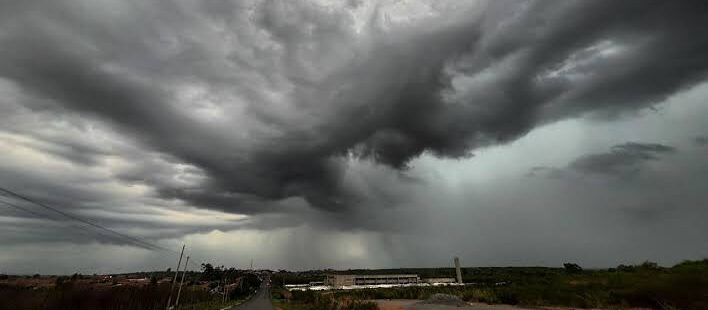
454,257 -> 462,284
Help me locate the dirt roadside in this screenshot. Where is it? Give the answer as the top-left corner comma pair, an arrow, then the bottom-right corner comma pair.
374,299 -> 528,310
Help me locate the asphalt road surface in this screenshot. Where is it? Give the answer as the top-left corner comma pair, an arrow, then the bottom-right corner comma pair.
228,280 -> 273,310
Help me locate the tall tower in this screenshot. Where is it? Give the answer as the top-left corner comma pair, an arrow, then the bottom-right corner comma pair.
454,257 -> 462,284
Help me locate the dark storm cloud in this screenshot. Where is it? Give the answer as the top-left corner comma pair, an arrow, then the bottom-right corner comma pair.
1,0 -> 708,217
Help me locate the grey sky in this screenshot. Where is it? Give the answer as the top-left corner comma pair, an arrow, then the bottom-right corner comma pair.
1,0 -> 707,274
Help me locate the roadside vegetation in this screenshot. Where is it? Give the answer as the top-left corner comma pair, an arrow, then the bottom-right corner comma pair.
273,289 -> 378,310
0,263 -> 261,310
273,259 -> 708,310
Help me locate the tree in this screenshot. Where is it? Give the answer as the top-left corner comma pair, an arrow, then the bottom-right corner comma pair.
563,263 -> 583,273
639,261 -> 659,270
201,263 -> 216,281
617,264 -> 635,272
200,263 -> 226,281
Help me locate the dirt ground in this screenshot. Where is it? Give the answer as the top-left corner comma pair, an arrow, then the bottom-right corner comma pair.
373,300 -> 653,310
374,299 -> 528,310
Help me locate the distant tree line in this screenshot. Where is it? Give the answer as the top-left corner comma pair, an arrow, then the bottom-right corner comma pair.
275,260 -> 708,310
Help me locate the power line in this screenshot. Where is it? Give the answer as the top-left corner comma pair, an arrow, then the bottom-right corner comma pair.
0,187 -> 168,252
0,198 -> 140,245
0,186 -> 207,269
0,198 -> 53,219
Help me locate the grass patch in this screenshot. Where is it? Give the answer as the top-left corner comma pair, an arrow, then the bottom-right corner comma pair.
274,288 -> 378,310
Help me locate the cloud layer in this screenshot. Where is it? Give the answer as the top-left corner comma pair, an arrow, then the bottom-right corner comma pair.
3,0 -> 708,214
1,0 -> 708,272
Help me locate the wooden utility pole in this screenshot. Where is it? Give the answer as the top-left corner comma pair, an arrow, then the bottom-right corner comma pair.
226,266 -> 236,303
223,272 -> 228,303
166,245 -> 185,310
225,266 -> 235,303
175,256 -> 190,309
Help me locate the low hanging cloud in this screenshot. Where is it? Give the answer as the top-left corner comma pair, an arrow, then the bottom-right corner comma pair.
529,142 -> 677,178
1,0 -> 708,217
570,142 -> 676,176
695,136 -> 708,147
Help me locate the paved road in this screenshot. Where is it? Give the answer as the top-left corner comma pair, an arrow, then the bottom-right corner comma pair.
228,280 -> 273,310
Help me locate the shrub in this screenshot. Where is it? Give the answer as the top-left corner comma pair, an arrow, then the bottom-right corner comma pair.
0,281 -> 215,310
348,300 -> 378,310
55,277 -> 66,287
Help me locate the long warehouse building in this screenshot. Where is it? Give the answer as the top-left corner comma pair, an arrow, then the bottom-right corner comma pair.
325,274 -> 420,287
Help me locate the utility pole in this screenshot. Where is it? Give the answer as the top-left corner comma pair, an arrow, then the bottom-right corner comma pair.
250,258 -> 253,270
167,245 -> 185,310
454,257 -> 463,284
175,256 -> 190,309
223,271 -> 228,303
225,266 -> 235,303
229,266 -> 236,302
222,268 -> 228,304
